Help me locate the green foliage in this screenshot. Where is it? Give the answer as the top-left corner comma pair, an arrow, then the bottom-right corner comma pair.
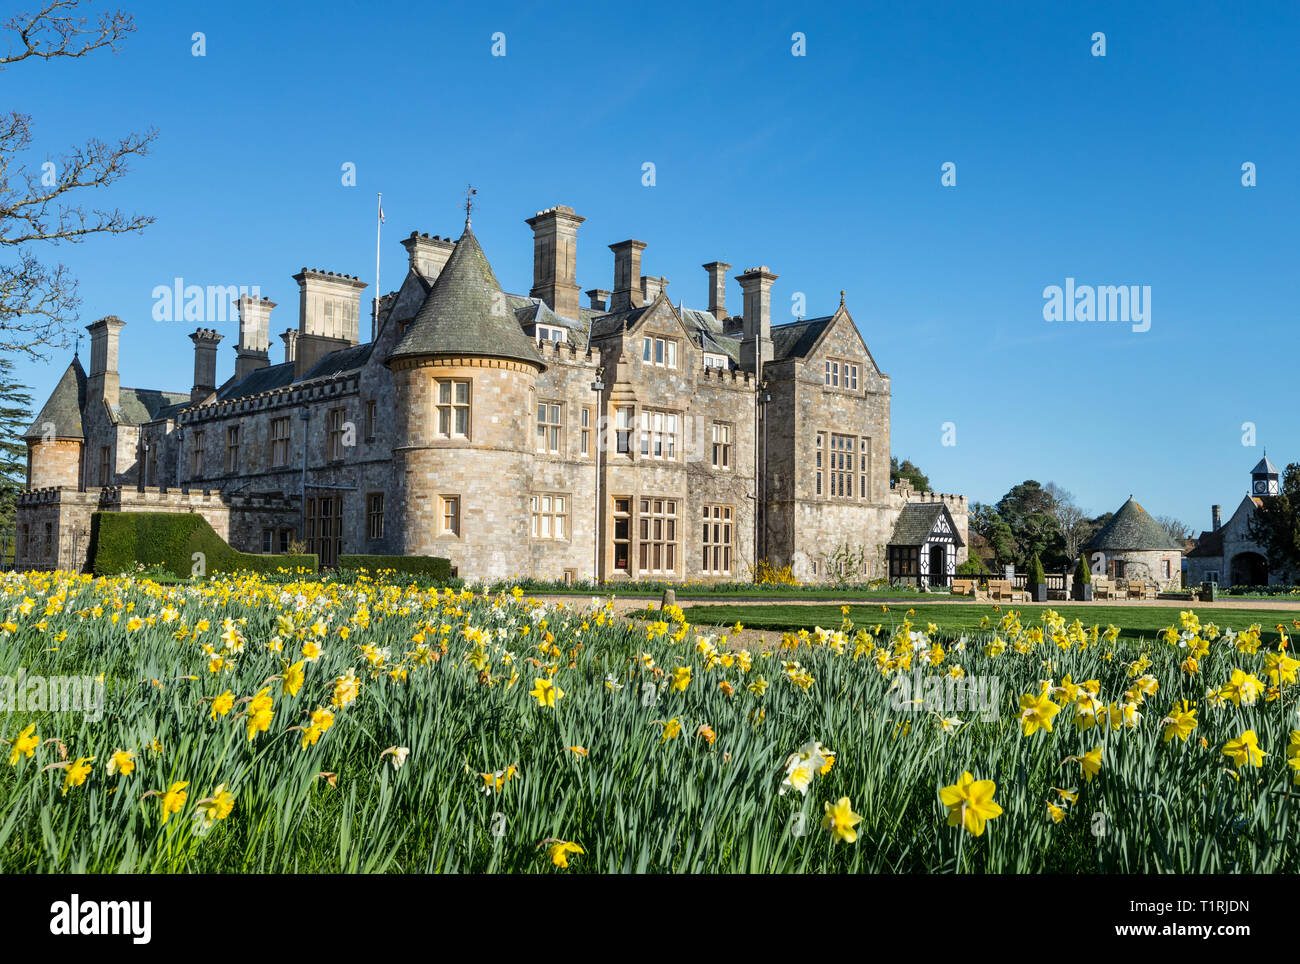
970,502 -> 1017,569
956,553 -> 990,576
337,554 -> 453,581
0,358 -> 33,554
1074,554 -> 1091,584
88,512 -> 317,577
889,456 -> 930,492
1027,553 -> 1047,585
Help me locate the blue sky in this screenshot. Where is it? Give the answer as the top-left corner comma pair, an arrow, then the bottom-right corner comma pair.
8,0 -> 1297,530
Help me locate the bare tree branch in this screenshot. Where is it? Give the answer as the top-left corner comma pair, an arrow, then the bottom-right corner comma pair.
1,1 -> 133,66
0,1 -> 153,357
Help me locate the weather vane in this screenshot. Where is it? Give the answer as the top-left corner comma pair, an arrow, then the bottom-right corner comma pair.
464,184 -> 477,227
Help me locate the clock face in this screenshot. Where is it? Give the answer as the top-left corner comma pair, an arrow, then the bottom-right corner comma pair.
1254,480 -> 1267,494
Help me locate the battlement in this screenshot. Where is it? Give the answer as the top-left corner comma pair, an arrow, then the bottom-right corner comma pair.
539,338 -> 599,367
699,365 -> 755,388
179,371 -> 361,424
17,486 -> 101,507
891,478 -> 967,510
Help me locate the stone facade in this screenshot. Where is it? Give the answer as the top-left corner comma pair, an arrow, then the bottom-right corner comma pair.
18,200 -> 968,584
1185,458 -> 1287,587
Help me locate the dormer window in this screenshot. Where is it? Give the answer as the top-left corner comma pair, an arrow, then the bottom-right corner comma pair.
536,324 -> 566,344
703,353 -> 729,369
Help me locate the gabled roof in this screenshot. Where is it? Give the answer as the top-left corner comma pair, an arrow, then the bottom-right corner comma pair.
1084,497 -> 1182,552
1251,455 -> 1279,476
25,357 -> 86,440
388,225 -> 543,369
771,317 -> 832,361
1186,528 -> 1224,559
888,502 -> 965,547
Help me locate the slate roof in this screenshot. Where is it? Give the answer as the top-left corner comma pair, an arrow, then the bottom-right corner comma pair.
1186,528 -> 1224,559
216,362 -> 296,402
1084,497 -> 1182,551
888,502 -> 965,547
25,358 -> 86,439
514,300 -> 590,344
1251,455 -> 1279,476
389,225 -> 543,369
771,317 -> 832,361
117,388 -> 191,426
302,342 -> 373,380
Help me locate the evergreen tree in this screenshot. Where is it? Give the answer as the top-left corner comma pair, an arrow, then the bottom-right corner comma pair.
0,358 -> 33,561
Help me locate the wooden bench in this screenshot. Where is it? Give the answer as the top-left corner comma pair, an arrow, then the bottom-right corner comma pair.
1093,576 -> 1115,600
987,579 -> 1027,604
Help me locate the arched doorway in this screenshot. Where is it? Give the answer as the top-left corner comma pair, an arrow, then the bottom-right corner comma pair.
1229,551 -> 1268,587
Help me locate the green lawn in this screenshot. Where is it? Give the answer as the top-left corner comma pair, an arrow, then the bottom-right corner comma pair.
676,601 -> 1300,642
530,586 -> 920,600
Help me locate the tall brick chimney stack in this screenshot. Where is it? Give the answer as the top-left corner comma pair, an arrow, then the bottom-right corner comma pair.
703,261 -> 730,320
737,266 -> 778,374
235,295 -> 274,380
189,328 -> 223,404
608,240 -> 647,313
85,315 -> 126,411
586,289 -> 611,312
1212,505 -> 1222,531
525,206 -> 585,318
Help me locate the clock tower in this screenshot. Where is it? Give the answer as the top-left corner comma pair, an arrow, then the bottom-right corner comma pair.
1250,454 -> 1279,497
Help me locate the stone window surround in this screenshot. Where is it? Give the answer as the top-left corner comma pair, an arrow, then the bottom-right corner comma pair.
434,378 -> 472,440
536,399 -> 565,456
367,491 -> 385,540
701,503 -> 734,575
641,333 -> 679,369
823,357 -> 861,393
437,494 -> 461,539
711,421 -> 733,471
530,492 -> 569,541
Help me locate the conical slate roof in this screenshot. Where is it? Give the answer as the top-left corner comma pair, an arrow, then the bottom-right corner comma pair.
1251,455 -> 1279,476
1084,497 -> 1181,552
24,357 -> 86,440
388,224 -> 543,369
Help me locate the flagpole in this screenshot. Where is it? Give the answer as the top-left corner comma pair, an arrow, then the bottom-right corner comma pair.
373,192 -> 383,341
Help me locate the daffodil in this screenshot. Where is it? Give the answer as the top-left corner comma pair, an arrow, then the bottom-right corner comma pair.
529,677 -> 563,708
822,797 -> 862,843
939,772 -> 1003,836
6,723 -> 38,765
1222,730 -> 1266,768
544,840 -> 584,868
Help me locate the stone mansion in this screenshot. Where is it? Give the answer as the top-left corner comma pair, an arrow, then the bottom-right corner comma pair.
17,200 -> 968,584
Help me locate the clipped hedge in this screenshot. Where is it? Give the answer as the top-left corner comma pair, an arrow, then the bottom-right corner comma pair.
88,512 -> 317,578
337,554 -> 454,581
